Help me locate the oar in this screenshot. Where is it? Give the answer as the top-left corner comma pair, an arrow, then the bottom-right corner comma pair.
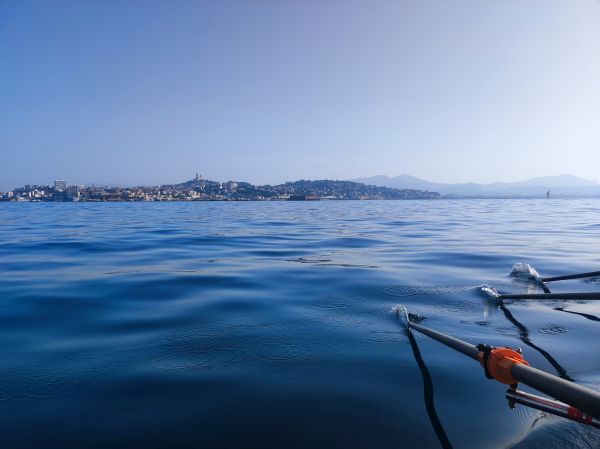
499,292 -> 600,301
480,286 -> 600,301
509,264 -> 600,291
542,271 -> 600,283
394,305 -> 600,422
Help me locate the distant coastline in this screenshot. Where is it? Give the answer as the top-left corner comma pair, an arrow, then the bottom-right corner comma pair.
353,174 -> 600,198
5,173 -> 600,203
0,175 -> 440,202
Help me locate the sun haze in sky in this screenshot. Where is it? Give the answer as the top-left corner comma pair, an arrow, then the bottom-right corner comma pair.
1,0 -> 599,189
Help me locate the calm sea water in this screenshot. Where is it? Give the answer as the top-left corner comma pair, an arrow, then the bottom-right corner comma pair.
1,199 -> 599,448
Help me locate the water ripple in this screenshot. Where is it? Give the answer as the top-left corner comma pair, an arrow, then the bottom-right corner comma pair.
1,200 -> 600,448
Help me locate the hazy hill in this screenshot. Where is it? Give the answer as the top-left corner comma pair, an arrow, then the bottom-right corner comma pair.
353,174 -> 600,197
171,178 -> 441,200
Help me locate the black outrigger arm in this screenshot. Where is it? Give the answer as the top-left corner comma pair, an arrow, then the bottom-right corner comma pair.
394,305 -> 600,428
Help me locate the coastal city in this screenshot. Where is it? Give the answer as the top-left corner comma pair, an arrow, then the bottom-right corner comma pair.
0,174 -> 440,202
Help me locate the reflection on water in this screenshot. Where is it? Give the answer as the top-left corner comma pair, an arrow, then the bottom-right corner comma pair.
497,302 -> 573,381
406,328 -> 454,449
554,307 -> 600,322
0,199 -> 599,448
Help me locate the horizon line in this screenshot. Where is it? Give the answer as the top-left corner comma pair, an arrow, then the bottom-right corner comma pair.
4,172 -> 599,191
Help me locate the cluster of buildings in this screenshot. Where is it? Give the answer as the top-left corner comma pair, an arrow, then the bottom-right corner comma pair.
0,174 -> 440,202
1,180 -> 82,202
0,176 -> 247,202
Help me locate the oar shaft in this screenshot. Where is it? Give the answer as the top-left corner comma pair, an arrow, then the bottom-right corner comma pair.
512,363 -> 600,418
499,292 -> 600,300
409,322 -> 479,361
542,271 -> 600,283
407,322 -> 600,419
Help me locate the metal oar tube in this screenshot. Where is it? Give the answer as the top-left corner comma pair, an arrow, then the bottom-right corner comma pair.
506,389 -> 600,429
406,320 -> 600,419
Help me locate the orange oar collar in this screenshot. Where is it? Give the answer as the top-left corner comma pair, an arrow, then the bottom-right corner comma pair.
477,344 -> 529,385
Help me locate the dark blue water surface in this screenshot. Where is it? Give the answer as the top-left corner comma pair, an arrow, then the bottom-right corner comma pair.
1,200 -> 599,448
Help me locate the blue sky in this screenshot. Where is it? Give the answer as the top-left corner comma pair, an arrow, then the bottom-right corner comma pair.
1,0 -> 599,189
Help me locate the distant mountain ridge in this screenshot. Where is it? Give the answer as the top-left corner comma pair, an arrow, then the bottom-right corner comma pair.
169,177 -> 441,200
352,174 -> 600,197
